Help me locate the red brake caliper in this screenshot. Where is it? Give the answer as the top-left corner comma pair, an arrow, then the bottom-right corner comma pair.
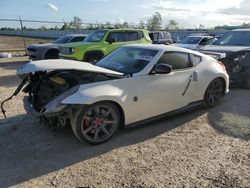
83,119 -> 90,128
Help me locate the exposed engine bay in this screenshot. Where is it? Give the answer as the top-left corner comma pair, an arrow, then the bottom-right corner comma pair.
1,70 -> 120,127
220,50 -> 250,88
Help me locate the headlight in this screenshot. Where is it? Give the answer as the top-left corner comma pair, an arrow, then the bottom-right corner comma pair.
43,85 -> 80,114
70,47 -> 76,54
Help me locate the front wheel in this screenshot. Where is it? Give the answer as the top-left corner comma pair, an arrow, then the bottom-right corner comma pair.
72,102 -> 120,144
204,78 -> 224,107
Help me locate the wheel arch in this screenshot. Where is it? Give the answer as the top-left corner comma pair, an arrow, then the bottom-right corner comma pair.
83,50 -> 104,61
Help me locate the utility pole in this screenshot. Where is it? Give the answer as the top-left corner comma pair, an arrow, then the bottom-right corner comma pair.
19,16 -> 27,55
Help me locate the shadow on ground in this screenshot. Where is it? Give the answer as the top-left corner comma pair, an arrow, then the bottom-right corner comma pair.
0,89 -> 249,187
207,89 -> 250,141
0,105 -> 206,187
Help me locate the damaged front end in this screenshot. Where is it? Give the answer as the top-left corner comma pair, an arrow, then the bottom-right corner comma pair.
201,49 -> 250,88
20,69 -> 117,127
2,59 -> 123,127
219,49 -> 250,88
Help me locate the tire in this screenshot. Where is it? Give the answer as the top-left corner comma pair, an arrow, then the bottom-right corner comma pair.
85,53 -> 103,64
204,78 -> 224,107
45,49 -> 59,59
241,69 -> 250,89
71,102 -> 120,144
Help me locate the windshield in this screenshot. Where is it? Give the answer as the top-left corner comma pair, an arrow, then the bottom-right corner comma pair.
180,37 -> 201,44
84,30 -> 107,42
53,35 -> 71,44
96,47 -> 158,75
214,31 -> 250,46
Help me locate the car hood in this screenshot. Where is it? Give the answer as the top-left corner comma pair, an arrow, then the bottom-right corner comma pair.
28,43 -> 58,48
200,45 -> 250,55
17,59 -> 123,76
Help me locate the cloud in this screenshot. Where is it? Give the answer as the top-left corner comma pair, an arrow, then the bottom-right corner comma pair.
218,0 -> 250,16
45,3 -> 58,12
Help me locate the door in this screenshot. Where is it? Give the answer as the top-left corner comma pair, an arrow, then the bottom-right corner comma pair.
139,52 -> 197,119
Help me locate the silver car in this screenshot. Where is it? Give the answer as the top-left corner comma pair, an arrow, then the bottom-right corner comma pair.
27,34 -> 87,60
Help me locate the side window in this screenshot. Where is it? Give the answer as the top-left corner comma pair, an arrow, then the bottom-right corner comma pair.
157,52 -> 192,70
126,31 -> 139,41
70,36 -> 85,42
106,32 -> 126,42
192,54 -> 202,66
199,38 -> 208,45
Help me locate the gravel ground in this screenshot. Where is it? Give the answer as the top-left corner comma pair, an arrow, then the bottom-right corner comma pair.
0,57 -> 249,188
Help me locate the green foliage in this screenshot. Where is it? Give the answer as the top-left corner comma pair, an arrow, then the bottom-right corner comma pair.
147,12 -> 162,30
165,20 -> 179,30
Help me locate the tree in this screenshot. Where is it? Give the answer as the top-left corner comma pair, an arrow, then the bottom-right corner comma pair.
70,16 -> 82,29
61,23 -> 69,30
138,21 -> 145,29
147,12 -> 162,30
122,21 -> 129,28
165,20 -> 179,30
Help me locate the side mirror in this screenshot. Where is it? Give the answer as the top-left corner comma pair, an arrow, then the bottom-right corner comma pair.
106,38 -> 116,44
151,64 -> 172,74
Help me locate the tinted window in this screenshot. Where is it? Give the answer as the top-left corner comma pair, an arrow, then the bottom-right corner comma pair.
126,31 -> 139,41
70,36 -> 85,42
106,32 -> 126,42
157,52 -> 192,70
214,31 -> 250,46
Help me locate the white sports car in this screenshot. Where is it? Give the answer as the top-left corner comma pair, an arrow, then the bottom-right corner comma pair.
16,44 -> 229,144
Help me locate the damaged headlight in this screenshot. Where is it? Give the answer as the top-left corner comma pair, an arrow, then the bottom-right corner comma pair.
43,85 -> 80,114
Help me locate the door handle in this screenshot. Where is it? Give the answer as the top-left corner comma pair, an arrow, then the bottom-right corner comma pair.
193,70 -> 198,81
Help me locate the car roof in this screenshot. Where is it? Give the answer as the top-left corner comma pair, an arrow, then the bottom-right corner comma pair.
186,35 -> 213,38
233,29 -> 250,31
124,44 -> 204,55
95,28 -> 148,32
65,34 -> 87,37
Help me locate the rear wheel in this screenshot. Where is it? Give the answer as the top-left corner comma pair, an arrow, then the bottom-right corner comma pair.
204,78 -> 224,107
72,102 -> 120,144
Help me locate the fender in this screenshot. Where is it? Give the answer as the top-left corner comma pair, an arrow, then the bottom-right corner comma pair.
61,77 -> 143,124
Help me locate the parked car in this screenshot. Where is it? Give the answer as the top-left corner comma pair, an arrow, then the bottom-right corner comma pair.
200,29 -> 250,88
59,29 -> 152,62
27,34 -> 87,60
173,35 -> 217,50
149,31 -> 173,44
17,44 -> 229,144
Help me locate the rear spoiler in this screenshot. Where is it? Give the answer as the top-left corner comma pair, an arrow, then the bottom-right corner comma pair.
200,51 -> 226,60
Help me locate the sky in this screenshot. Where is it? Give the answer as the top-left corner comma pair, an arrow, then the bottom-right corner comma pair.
1,0 -> 250,28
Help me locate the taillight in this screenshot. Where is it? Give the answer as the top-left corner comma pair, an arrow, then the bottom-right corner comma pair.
217,61 -> 226,72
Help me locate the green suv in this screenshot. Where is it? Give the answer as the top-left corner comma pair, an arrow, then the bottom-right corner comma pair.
59,28 -> 152,62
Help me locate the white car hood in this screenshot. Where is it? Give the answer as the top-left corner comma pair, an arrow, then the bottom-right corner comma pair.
17,59 -> 123,76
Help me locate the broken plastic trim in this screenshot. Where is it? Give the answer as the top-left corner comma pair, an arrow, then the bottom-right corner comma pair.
0,77 -> 28,118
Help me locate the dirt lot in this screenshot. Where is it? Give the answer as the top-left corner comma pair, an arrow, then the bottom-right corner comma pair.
0,35 -> 52,52
0,56 -> 249,188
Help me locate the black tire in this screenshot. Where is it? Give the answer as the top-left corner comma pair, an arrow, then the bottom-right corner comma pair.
85,53 -> 103,64
204,78 -> 224,107
71,102 -> 120,144
45,49 -> 59,59
241,69 -> 250,89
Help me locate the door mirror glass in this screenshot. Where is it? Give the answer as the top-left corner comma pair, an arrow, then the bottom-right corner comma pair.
151,63 -> 172,74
